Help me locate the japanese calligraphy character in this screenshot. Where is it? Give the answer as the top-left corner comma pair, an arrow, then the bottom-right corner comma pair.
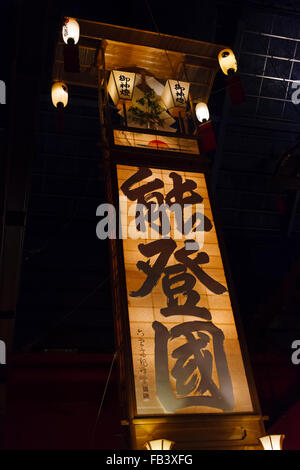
130,238 -> 226,300
161,264 -> 212,320
119,75 -> 131,96
121,168 -> 212,237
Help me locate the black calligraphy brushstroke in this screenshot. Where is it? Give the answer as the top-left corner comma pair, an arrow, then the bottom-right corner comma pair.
165,172 -> 203,206
121,167 -> 171,235
130,239 -> 177,297
121,168 -> 213,236
160,264 -> 212,320
120,167 -> 163,202
171,331 -> 213,396
171,331 -> 220,398
165,172 -> 213,235
190,212 -> 213,233
153,321 -> 180,412
144,192 -> 170,236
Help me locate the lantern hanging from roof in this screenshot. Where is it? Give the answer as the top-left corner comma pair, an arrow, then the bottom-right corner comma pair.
108,70 -> 136,109
51,81 -> 68,108
218,48 -> 237,76
51,81 -> 68,135
62,18 -> 80,45
161,80 -> 190,117
195,102 -> 216,153
0,80 -> 6,105
195,102 -> 210,123
144,439 -> 174,450
259,435 -> 285,450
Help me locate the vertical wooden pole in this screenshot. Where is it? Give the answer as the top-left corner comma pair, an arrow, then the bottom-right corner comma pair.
188,93 -> 198,133
96,51 -> 133,449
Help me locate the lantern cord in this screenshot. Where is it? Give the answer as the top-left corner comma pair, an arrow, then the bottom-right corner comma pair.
241,15 -> 300,123
90,349 -> 119,449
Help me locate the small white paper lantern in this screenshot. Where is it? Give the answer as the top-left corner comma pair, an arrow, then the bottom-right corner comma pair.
259,435 -> 285,450
51,81 -> 68,108
161,80 -> 190,117
144,439 -> 174,450
62,18 -> 80,45
108,70 -> 136,108
218,48 -> 237,76
195,102 -> 210,123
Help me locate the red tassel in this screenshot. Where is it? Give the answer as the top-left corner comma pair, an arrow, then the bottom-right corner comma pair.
226,73 -> 245,105
63,43 -> 80,73
197,120 -> 216,153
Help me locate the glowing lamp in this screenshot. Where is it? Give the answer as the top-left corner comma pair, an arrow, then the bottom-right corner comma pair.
62,18 -> 80,45
161,80 -> 190,117
218,48 -> 237,76
259,435 -> 285,450
195,102 -> 210,123
51,81 -> 68,108
0,80 -> 5,104
108,70 -> 136,108
144,439 -> 174,450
